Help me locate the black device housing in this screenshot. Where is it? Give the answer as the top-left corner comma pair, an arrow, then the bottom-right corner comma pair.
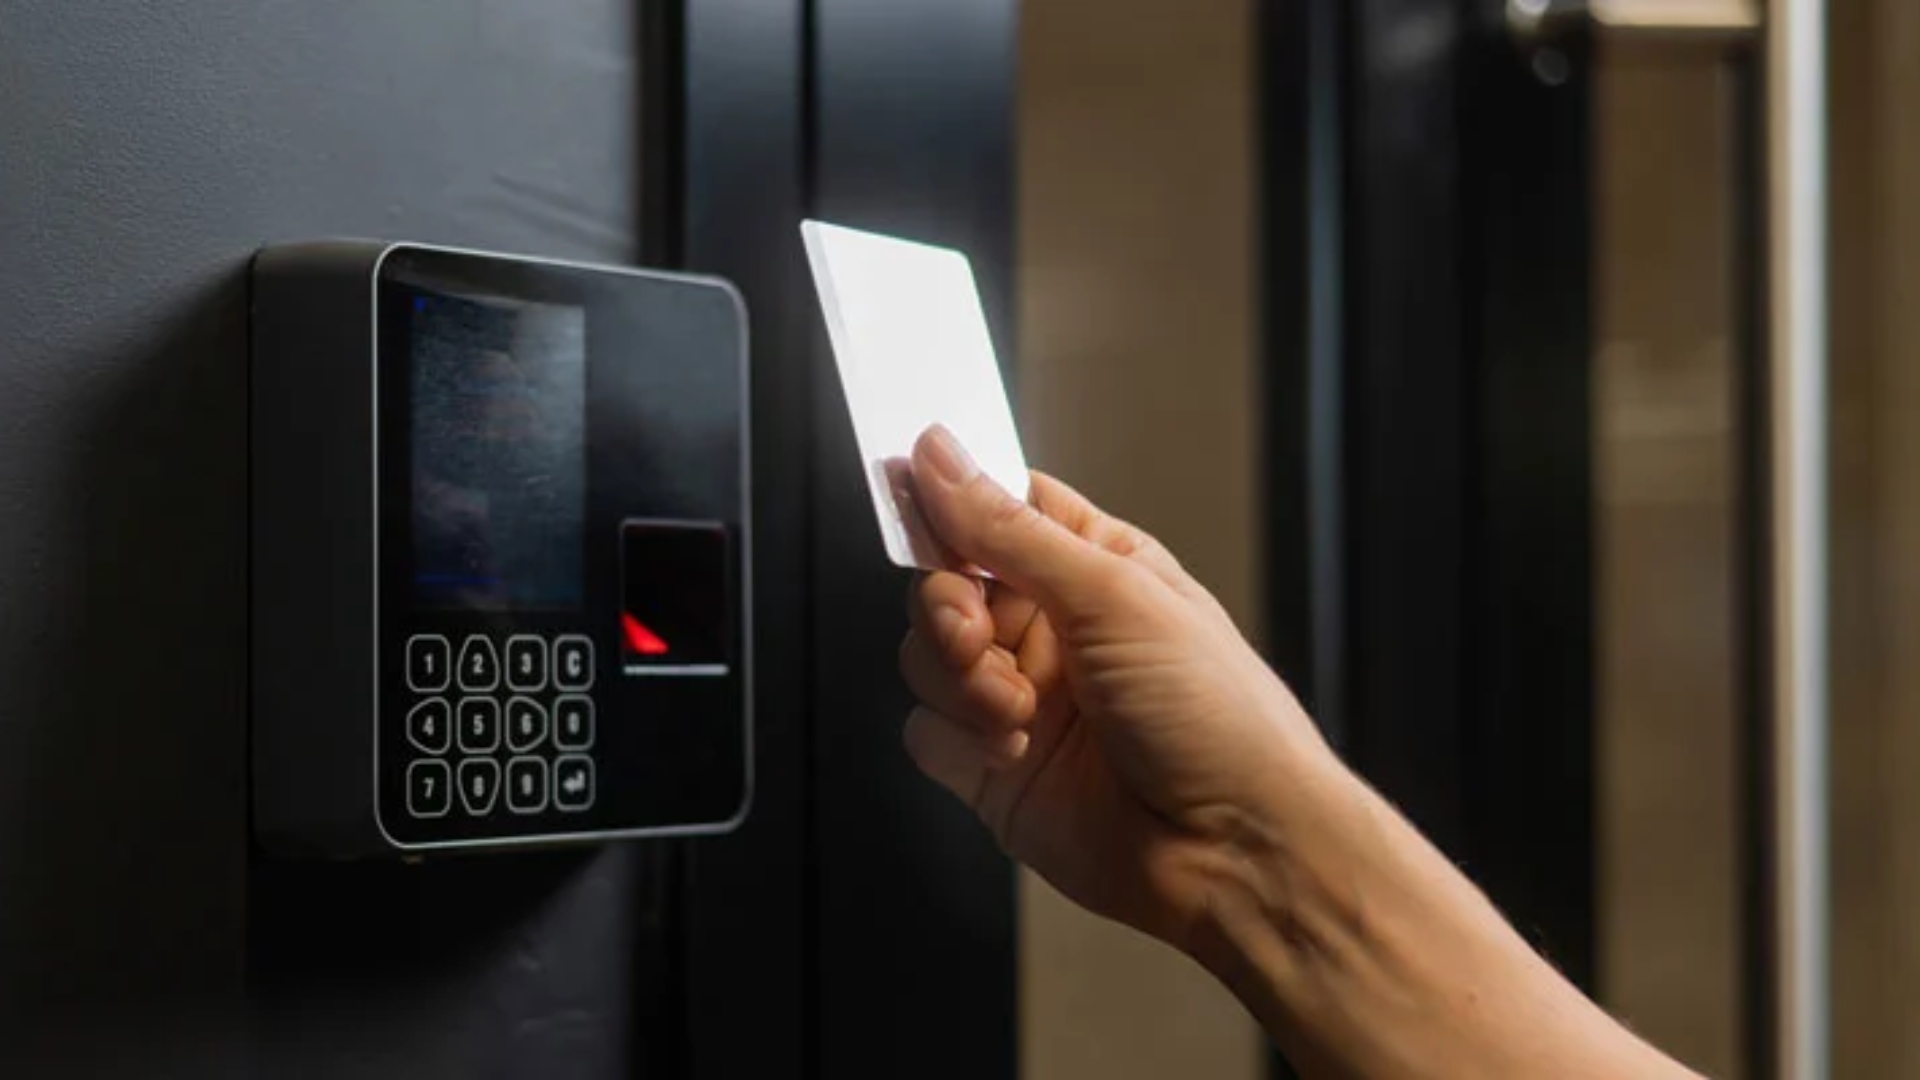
251,240 -> 751,858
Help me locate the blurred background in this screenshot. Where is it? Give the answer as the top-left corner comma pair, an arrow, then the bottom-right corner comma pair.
1018,0 -> 1909,1078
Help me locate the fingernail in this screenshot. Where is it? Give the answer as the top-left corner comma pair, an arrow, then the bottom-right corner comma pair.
988,728 -> 1031,767
920,425 -> 978,485
933,604 -> 969,650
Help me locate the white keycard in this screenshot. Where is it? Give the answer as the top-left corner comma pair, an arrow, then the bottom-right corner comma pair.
801,219 -> 1031,572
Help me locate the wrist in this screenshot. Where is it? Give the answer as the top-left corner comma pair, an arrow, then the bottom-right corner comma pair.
1180,729 -> 1360,1016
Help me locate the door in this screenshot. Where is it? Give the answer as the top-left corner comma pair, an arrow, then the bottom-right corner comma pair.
1262,1 -> 1836,1077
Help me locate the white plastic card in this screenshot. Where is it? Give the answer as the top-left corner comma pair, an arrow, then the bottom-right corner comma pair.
801,219 -> 1030,572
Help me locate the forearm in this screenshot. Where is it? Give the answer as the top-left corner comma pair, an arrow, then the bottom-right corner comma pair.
1191,744 -> 1699,1080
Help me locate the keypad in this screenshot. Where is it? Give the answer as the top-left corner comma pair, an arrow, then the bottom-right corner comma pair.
403,632 -> 596,822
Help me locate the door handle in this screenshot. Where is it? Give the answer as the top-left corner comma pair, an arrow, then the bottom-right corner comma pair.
1507,0 -> 1762,47
1505,2 -> 1832,1079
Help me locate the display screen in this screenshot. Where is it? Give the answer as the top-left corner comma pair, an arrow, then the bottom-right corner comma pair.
620,521 -> 731,674
409,289 -> 587,610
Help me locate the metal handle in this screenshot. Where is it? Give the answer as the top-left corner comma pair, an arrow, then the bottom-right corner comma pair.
1766,2 -> 1831,1077
1507,0 -> 1762,46
1504,2 -> 1831,1078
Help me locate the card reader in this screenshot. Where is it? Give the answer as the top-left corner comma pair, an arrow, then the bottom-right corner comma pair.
251,241 -> 751,857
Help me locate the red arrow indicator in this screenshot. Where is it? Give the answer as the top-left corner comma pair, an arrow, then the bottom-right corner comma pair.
621,612 -> 670,656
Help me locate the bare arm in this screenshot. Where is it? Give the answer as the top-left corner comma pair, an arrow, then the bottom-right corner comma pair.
897,424 -> 1700,1079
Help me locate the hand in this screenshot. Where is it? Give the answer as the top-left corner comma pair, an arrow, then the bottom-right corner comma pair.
897,425 -> 1330,951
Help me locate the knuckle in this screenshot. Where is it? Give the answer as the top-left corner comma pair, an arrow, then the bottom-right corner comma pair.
977,480 -> 1035,532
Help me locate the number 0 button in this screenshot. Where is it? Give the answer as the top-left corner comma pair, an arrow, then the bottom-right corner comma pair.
554,695 -> 595,750
407,698 -> 451,754
553,635 -> 594,690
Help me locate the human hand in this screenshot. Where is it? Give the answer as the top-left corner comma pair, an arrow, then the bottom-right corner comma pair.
897,425 -> 1331,952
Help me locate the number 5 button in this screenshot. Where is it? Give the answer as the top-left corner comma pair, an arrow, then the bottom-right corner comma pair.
457,698 -> 501,753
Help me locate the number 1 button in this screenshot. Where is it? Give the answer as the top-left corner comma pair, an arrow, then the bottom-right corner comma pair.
407,635 -> 450,693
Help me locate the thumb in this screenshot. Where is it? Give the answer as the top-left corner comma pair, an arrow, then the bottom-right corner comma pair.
909,425 -> 1126,613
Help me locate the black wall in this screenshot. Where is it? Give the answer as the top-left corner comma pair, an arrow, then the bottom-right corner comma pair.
0,2 -> 657,1074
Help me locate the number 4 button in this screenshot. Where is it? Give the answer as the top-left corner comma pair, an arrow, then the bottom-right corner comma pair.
407,698 -> 451,754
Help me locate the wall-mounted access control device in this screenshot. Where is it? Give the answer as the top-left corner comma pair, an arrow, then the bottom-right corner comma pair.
251,241 -> 751,857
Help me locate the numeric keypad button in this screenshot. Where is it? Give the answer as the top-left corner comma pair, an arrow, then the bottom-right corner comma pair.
553,635 -> 595,691
407,760 -> 451,818
457,758 -> 502,816
554,695 -> 595,751
506,635 -> 548,691
457,636 -> 501,691
456,697 -> 501,753
406,635 -> 451,693
507,757 -> 548,815
506,696 -> 547,752
406,698 -> 451,754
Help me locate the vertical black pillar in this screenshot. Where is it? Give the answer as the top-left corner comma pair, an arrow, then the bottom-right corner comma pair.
808,2 -> 1019,1076
675,1 -> 813,1075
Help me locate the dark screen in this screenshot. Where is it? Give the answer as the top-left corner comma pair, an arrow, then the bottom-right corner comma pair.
409,289 -> 587,610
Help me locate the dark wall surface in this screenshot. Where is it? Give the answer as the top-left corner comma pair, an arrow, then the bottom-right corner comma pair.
0,2 -> 657,1075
